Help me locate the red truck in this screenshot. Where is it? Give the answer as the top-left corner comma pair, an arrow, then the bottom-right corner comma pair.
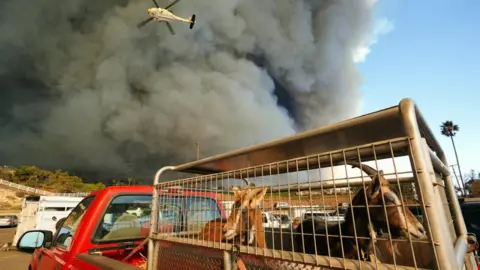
16,185 -> 227,270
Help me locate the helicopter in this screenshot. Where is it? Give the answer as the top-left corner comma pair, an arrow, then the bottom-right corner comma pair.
137,0 -> 196,35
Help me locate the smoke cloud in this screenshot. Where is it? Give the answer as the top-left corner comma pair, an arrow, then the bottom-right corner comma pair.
0,0 -> 376,181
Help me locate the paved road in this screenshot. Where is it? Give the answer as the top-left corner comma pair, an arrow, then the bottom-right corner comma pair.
0,226 -> 31,269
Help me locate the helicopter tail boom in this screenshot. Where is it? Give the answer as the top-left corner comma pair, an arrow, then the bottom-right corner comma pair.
189,14 -> 196,29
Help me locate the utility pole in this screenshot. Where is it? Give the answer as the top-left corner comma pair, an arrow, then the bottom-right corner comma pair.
450,136 -> 466,194
195,142 -> 200,188
195,142 -> 200,161
451,164 -> 464,196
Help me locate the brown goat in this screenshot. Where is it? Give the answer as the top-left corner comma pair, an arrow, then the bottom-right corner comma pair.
374,238 -> 434,268
295,161 -> 427,262
374,231 -> 479,268
198,185 -> 268,248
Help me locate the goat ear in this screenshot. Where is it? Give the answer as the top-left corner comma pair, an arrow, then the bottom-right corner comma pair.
249,187 -> 268,208
369,172 -> 389,197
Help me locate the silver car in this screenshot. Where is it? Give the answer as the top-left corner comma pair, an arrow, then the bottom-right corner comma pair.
0,215 -> 18,227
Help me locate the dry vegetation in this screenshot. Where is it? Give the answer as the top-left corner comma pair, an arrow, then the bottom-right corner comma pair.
0,189 -> 23,210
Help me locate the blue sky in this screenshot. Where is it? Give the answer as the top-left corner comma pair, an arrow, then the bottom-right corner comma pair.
358,0 -> 480,178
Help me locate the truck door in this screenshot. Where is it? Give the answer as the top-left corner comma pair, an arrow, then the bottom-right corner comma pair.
35,196 -> 95,270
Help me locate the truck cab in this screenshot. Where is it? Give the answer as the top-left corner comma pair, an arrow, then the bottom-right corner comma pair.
16,186 -> 226,270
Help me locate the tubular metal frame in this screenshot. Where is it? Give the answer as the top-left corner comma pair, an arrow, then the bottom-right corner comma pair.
147,98 -> 475,270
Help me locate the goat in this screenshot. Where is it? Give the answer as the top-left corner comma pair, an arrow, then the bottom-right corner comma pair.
374,230 -> 479,268
0,242 -> 11,251
198,184 -> 268,248
295,160 -> 427,262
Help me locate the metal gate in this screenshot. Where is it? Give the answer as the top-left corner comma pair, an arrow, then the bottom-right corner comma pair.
148,98 -> 477,270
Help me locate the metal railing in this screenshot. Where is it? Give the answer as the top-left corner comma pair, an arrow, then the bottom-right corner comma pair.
0,178 -> 88,197
146,98 -> 476,270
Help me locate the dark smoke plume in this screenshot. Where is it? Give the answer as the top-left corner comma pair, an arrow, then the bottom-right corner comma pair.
0,0 -> 376,181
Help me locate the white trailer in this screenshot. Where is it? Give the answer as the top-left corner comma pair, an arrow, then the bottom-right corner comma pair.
221,200 -> 235,217
12,195 -> 84,245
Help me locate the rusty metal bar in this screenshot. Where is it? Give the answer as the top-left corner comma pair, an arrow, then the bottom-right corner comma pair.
428,150 -> 450,177
172,105 -> 404,175
270,176 -> 415,192
401,99 -> 474,268
399,99 -> 457,269
420,139 -> 455,266
149,166 -> 176,270
155,236 -> 428,270
405,99 -> 445,160
400,99 -> 473,269
223,251 -> 232,270
160,138 -> 410,187
157,176 -> 416,192
455,236 -> 469,269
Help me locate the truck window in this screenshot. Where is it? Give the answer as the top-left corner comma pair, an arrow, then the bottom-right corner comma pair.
158,197 -> 182,232
275,214 -> 290,224
185,197 -> 221,231
44,207 -> 67,211
55,196 -> 95,249
94,195 -> 152,242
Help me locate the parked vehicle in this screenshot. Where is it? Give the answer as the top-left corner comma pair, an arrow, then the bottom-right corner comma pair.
0,215 -> 18,227
273,202 -> 289,209
16,186 -> 227,270
262,212 -> 289,229
12,195 -> 84,245
302,210 -> 345,224
274,214 -> 291,228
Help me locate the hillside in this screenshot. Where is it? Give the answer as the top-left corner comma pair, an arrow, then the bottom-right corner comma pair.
0,165 -> 105,194
0,189 -> 23,210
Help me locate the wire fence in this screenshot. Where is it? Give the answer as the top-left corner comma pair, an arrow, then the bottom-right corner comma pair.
148,138 -> 454,269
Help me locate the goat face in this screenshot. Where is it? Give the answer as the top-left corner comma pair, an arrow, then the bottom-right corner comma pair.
223,186 -> 268,241
352,162 -> 426,240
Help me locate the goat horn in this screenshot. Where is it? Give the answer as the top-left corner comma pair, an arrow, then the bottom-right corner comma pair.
341,160 -> 378,178
241,187 -> 266,206
242,178 -> 256,188
342,160 -> 389,185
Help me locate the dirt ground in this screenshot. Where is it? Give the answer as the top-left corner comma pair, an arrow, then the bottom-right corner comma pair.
0,226 -> 31,269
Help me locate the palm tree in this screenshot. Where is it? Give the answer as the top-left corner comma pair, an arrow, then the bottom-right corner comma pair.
440,121 -> 465,194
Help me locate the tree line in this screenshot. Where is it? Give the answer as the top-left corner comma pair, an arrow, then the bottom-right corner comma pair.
459,169 -> 480,195
0,165 -> 107,193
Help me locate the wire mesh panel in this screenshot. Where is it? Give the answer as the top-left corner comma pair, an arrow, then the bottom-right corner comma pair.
150,137 -> 452,270
145,99 -> 478,269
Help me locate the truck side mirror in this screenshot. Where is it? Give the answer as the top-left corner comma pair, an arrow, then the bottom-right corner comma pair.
16,230 -> 53,252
